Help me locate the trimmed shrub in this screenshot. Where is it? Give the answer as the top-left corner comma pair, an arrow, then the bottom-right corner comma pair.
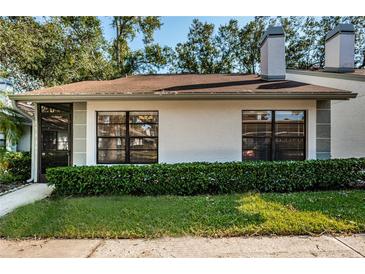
0,152 -> 31,184
47,159 -> 365,196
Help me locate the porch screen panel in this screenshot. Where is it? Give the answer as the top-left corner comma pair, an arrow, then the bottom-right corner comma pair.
97,111 -> 158,164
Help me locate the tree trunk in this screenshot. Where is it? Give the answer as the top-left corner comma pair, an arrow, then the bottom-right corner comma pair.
115,19 -> 120,70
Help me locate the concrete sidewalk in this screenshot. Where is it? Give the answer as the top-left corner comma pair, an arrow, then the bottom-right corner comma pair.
0,183 -> 53,217
0,235 -> 364,258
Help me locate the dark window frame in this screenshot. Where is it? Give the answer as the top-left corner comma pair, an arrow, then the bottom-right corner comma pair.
96,111 -> 159,164
242,110 -> 306,161
38,103 -> 73,183
0,132 -> 5,149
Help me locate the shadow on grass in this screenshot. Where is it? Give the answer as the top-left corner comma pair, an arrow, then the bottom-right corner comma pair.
1,192 -> 363,239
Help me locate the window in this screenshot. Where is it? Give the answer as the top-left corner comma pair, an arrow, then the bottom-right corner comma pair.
242,110 -> 305,161
97,111 -> 158,164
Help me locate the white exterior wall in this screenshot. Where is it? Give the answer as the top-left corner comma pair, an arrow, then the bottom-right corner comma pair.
287,72 -> 365,158
73,103 -> 87,165
86,100 -> 317,165
17,125 -> 31,152
32,103 -> 38,182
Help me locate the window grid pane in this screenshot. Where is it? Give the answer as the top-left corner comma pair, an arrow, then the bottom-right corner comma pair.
98,149 -> 126,163
130,150 -> 158,163
275,111 -> 305,122
130,137 -> 158,150
242,123 -> 272,137
98,137 -> 125,149
129,124 -> 158,137
129,111 -> 159,123
275,123 -> 305,137
243,110 -> 272,122
98,112 -> 126,124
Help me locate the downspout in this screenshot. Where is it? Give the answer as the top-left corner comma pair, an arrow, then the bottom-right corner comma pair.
11,100 -> 35,183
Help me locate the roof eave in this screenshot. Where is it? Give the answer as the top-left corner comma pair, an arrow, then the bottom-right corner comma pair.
287,69 -> 365,82
8,92 -> 357,102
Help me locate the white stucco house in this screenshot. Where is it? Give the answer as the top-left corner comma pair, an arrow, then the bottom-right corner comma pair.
0,78 -> 32,152
8,25 -> 361,183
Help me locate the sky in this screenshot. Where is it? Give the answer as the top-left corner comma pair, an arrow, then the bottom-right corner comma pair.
100,16 -> 254,50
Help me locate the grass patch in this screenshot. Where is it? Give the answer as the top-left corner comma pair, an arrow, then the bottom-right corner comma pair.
0,190 -> 364,239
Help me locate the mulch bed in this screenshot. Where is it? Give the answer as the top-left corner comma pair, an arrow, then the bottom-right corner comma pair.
0,182 -> 28,196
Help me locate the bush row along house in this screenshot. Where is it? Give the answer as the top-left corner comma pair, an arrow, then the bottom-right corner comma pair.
8,24 -> 364,183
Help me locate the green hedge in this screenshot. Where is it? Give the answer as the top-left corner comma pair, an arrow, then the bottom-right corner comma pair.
47,159 -> 365,196
0,152 -> 31,184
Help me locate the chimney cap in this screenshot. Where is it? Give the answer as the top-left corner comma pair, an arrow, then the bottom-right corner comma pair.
259,26 -> 285,47
325,23 -> 354,41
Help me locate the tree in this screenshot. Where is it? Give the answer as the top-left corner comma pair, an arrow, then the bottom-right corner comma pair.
127,44 -> 174,74
312,16 -> 343,68
348,16 -> 365,68
0,64 -> 43,94
173,19 -> 220,73
0,17 -> 45,88
44,16 -> 114,85
237,16 -> 270,74
0,16 -> 113,88
285,16 -> 365,69
111,16 -> 168,75
214,19 -> 240,73
1,16 -> 365,88
272,17 -> 305,69
297,17 -> 321,69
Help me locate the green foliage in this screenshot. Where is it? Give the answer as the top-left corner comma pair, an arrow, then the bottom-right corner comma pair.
0,102 -> 27,145
111,16 -> 168,75
1,16 -> 365,87
174,19 -> 220,73
45,16 -> 114,85
237,17 -> 269,73
172,16 -> 365,73
125,44 -> 173,74
0,151 -> 31,184
1,190 -> 364,238
0,16 -> 114,88
47,159 -> 365,196
276,16 -> 365,69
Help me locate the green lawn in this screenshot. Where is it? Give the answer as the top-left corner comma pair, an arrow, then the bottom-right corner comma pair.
1,190 -> 365,239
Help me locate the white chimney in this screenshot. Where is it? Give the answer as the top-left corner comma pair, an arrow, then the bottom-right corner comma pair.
259,26 -> 285,81
324,24 -> 355,72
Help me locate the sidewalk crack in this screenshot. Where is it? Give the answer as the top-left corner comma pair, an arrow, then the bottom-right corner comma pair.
333,236 -> 365,258
86,240 -> 105,258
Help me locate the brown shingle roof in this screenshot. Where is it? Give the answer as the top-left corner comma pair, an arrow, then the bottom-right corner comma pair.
10,74 -> 357,101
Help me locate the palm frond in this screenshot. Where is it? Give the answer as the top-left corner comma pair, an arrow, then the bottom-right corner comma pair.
0,102 -> 26,145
